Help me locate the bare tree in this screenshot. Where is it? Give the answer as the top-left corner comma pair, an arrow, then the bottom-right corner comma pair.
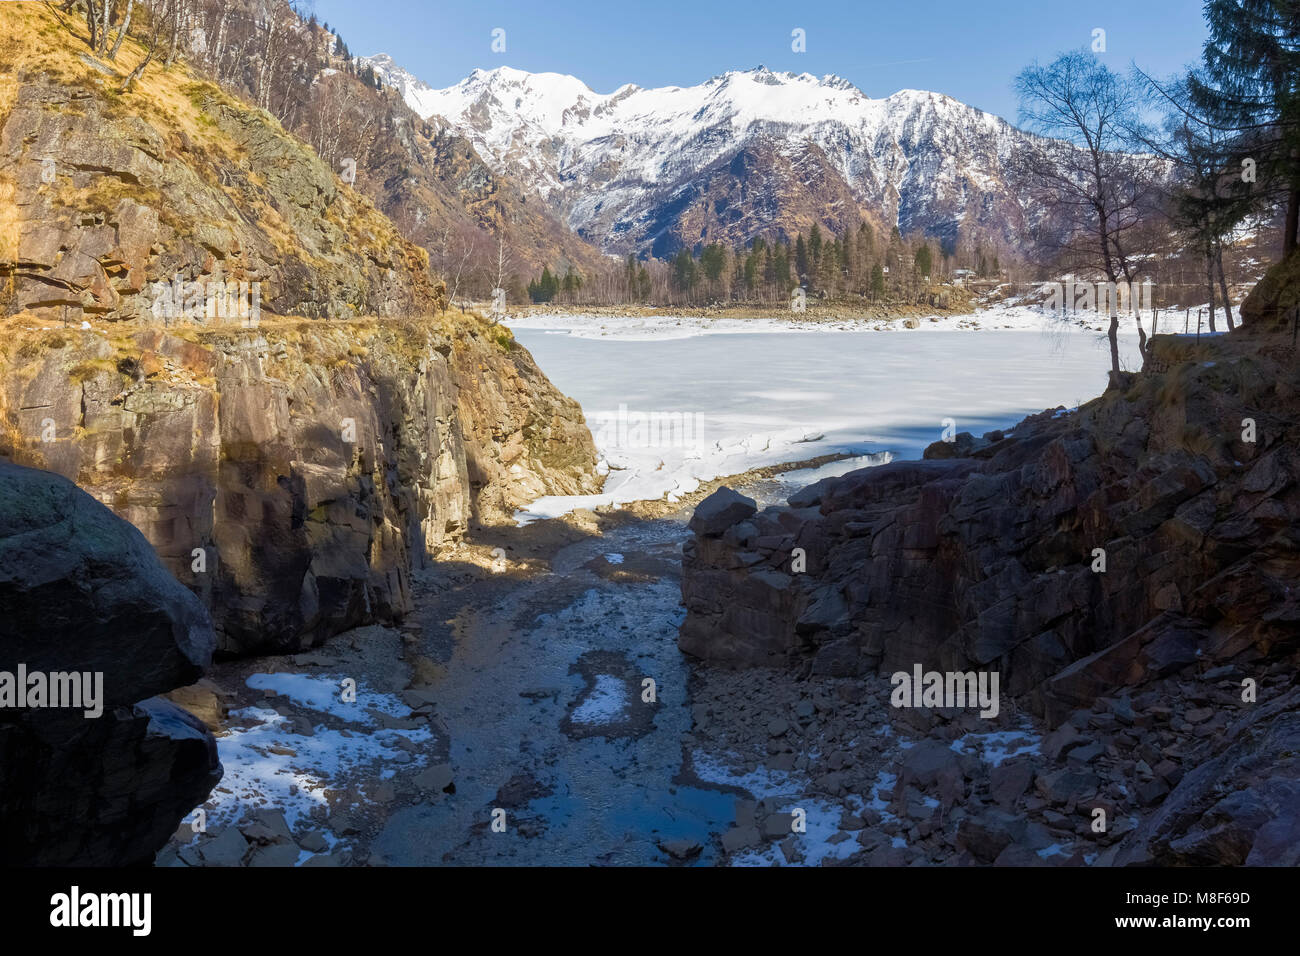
490,231 -> 512,323
1014,51 -> 1162,382
119,0 -> 175,91
434,226 -> 476,314
108,0 -> 135,60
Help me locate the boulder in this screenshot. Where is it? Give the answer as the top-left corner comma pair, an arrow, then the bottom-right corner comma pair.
689,487 -> 757,537
0,461 -> 221,866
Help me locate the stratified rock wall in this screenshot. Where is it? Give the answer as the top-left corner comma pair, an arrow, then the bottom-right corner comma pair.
1,320 -> 600,656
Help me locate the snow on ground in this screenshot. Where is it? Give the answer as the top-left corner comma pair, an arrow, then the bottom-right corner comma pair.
729,799 -> 864,867
570,674 -> 631,725
244,673 -> 412,727
950,728 -> 1042,767
690,749 -> 803,799
191,676 -> 432,842
510,306 -> 1144,522
507,300 -> 1159,340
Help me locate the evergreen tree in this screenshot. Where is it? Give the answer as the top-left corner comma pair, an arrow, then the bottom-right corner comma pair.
842,226 -> 857,291
772,245 -> 791,291
528,266 -> 559,303
1186,0 -> 1300,255
672,248 -> 697,294
870,263 -> 885,300
700,243 -> 727,283
795,234 -> 809,279
914,243 -> 933,280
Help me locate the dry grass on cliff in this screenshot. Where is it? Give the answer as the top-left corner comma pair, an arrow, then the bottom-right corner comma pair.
0,1 -> 437,305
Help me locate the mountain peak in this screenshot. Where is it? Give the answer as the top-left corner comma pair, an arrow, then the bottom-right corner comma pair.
369,55 -> 1028,254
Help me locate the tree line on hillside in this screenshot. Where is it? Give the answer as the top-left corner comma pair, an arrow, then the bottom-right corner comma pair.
522,225 -> 1005,307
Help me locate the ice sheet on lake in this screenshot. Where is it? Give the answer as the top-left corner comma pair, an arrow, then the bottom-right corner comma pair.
510,307 -> 1143,522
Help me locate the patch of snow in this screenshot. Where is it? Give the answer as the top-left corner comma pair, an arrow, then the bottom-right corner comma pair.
950,729 -> 1041,767
690,749 -> 802,799
571,674 -> 630,725
244,673 -> 408,727
729,799 -> 864,867
198,705 -> 432,835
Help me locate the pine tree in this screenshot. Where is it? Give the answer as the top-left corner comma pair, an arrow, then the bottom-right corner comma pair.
795,234 -> 809,281
842,226 -> 857,292
914,243 -> 933,280
1186,0 -> 1300,255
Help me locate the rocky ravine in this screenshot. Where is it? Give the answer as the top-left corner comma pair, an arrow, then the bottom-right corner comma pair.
0,460 -> 221,866
0,317 -> 600,657
679,267 -> 1300,865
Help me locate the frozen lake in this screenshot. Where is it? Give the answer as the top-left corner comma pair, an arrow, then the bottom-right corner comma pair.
510,308 -> 1143,520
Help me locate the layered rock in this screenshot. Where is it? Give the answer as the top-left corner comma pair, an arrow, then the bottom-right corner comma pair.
0,319 -> 600,656
0,460 -> 220,866
680,329 -> 1300,720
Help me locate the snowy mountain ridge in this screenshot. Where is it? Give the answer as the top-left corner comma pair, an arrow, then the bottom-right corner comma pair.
362,58 -> 1042,256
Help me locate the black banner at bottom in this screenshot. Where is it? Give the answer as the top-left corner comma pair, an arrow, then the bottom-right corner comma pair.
1,864 -> 1276,943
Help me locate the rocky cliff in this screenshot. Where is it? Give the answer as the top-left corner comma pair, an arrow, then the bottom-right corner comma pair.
0,1 -> 442,323
682,331 -> 1298,714
680,254 -> 1300,864
0,3 -> 601,657
0,460 -> 220,866
0,316 -> 599,657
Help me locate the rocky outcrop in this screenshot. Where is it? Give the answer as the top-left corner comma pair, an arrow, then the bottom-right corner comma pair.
0,9 -> 443,323
680,328 -> 1300,722
1114,687 -> 1300,866
0,460 -> 220,866
0,318 -> 600,656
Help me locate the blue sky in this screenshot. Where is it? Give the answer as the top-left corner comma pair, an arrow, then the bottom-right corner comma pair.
309,0 -> 1210,124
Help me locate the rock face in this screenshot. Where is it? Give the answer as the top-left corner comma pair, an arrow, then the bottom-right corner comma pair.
680,329 -> 1300,723
0,319 -> 600,656
0,460 -> 220,866
1115,688 -> 1300,866
0,48 -> 443,323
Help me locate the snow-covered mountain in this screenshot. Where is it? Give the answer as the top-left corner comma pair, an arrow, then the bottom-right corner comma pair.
362,59 -> 1041,256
